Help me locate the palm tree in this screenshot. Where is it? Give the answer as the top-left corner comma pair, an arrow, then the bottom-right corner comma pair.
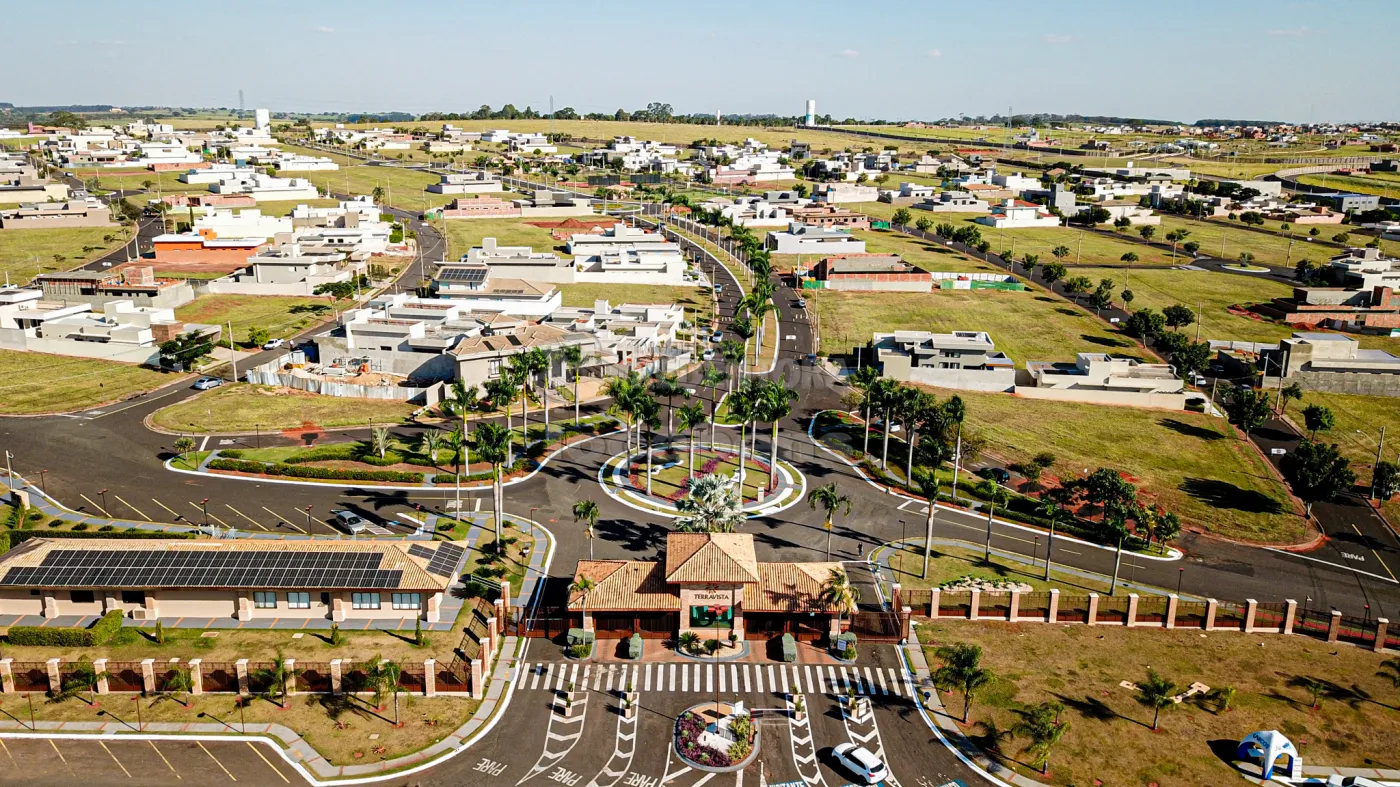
1136,669 -> 1178,730
162,666 -> 196,708
916,472 -> 945,579
943,396 -> 967,501
562,344 -> 585,427
440,380 -> 480,448
1013,702 -> 1070,775
808,481 -> 853,561
872,378 -> 902,470
508,348 -> 548,450
370,426 -> 392,459
676,403 -> 708,481
569,577 -> 597,634
573,499 -> 600,559
252,651 -> 300,710
757,379 -> 798,490
849,366 -> 882,459
819,568 -> 860,641
635,394 -> 662,497
172,436 -> 196,468
719,340 -> 746,395
904,391 -> 939,486
728,381 -> 759,501
700,364 -> 728,447
418,429 -> 445,469
445,426 -> 466,473
649,373 -> 689,439
933,642 -> 994,724
1038,495 -> 1068,582
56,660 -> 109,705
604,371 -> 645,452
366,657 -> 405,726
472,422 -> 511,538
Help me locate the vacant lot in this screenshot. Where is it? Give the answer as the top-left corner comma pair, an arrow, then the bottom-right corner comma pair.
1071,265 -> 1297,344
919,621 -> 1400,787
151,384 -> 417,433
175,294 -> 335,343
1298,170 -> 1400,198
1157,215 -> 1335,270
810,287 -> 1141,363
884,542 -> 1112,595
0,225 -> 127,283
0,349 -> 177,415
249,197 -> 342,216
443,217 -> 572,260
285,158 -> 450,213
851,227 -> 1004,273
946,389 -> 1303,542
1289,389 -> 1400,524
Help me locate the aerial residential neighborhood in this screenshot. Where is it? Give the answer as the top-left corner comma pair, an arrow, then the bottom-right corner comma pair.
1,2 -> 1399,786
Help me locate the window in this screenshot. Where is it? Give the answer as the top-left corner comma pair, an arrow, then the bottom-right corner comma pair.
287,592 -> 310,609
70,590 -> 95,604
121,590 -> 145,605
254,591 -> 277,609
352,592 -> 381,610
392,593 -> 421,610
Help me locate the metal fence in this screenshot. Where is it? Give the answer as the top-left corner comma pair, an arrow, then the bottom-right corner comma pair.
202,663 -> 239,693
11,663 -> 47,693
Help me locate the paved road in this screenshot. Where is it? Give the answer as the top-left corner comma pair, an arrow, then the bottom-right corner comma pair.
0,734 -> 297,786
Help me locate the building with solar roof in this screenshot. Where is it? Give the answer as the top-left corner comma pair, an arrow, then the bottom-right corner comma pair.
0,538 -> 466,626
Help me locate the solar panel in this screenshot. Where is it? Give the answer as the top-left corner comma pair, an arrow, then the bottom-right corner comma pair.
0,549 -> 404,590
407,544 -> 437,561
437,266 -> 487,283
425,543 -> 466,577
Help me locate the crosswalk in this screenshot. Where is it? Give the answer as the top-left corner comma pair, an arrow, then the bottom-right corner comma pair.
514,661 -> 916,698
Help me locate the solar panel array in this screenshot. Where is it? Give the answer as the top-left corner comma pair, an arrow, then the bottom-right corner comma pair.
406,544 -> 437,561
438,267 -> 487,283
426,543 -> 465,577
0,549 -> 404,589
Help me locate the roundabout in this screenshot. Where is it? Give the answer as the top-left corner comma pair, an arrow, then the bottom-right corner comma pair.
598,442 -> 806,518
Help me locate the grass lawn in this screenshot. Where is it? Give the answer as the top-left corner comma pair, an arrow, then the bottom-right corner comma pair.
1158,156 -> 1286,179
947,389 -> 1303,543
151,384 -> 418,433
1298,171 -> 1400,198
884,542 -> 1112,595
810,286 -> 1142,362
634,447 -> 775,501
460,522 -> 534,591
294,162 -> 449,213
443,217 -> 574,260
848,227 -> 1004,274
0,350 -> 177,415
1288,389 -> 1400,524
1070,265 -> 1298,344
175,294 -> 336,343
918,621 -> 1400,786
1157,215 -> 1335,269
250,197 -> 342,216
0,225 -> 129,283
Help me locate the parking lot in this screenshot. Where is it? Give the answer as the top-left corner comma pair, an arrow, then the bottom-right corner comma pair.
0,735 -> 300,786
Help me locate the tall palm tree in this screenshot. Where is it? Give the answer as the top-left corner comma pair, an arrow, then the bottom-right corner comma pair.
757,378 -> 798,490
649,373 -> 688,439
572,499 -> 600,559
440,380 -> 479,448
676,402 -> 708,481
508,348 -> 548,450
730,316 -> 756,375
916,471 -> 946,579
902,390 -> 937,484
807,481 -> 852,561
485,376 -> 518,464
604,371 -> 645,452
1038,493 -> 1070,582
472,422 -> 511,538
562,344 -> 585,427
942,396 -> 967,501
635,394 -> 662,497
819,567 -> 860,640
418,429 -> 445,469
719,340 -> 746,396
1136,669 -> 1178,731
700,365 -> 727,448
872,378 -> 902,470
849,366 -> 881,460
570,576 -> 597,632
933,642 -> 994,724
728,380 -> 760,501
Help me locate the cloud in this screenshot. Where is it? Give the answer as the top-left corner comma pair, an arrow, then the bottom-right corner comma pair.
1267,26 -> 1309,37
315,25 -> 335,34
1043,33 -> 1073,45
836,48 -> 858,59
927,48 -> 942,57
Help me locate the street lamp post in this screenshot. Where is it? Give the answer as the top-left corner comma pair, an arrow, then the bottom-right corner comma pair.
528,507 -> 537,542
200,498 -> 209,529
99,488 -> 108,515
38,469 -> 47,497
304,505 -> 313,533
1176,567 -> 1185,597
898,519 -> 906,558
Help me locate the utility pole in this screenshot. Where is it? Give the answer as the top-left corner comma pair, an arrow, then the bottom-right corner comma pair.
1195,302 -> 1203,343
1373,426 -> 1387,501
227,321 -> 238,382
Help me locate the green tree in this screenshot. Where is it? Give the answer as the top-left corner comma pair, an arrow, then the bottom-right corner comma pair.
1280,440 -> 1356,517
892,208 -> 913,226
700,365 -> 728,448
172,436 -> 196,467
914,216 -> 933,233
807,482 -> 852,561
818,568 -> 860,642
1013,702 -> 1070,775
365,657 -> 405,726
418,429 -> 444,469
1279,382 -> 1304,416
1136,669 -> 1178,730
933,643 -> 995,724
1182,240 -> 1201,256
1162,304 -> 1196,331
1224,386 -> 1271,441
54,659 -> 109,705
676,402 -> 708,481
649,373 -> 689,438
1138,225 -> 1157,242
1164,228 -> 1189,260
561,344 -> 586,427
162,666 -> 196,708
370,426 -> 392,459
251,651 -> 300,709
1120,251 -> 1138,264
572,499 -> 600,559
472,422 -> 512,537
1124,308 -> 1166,339
246,326 -> 270,348
1374,461 -> 1400,500
757,379 -> 798,490
1050,245 -> 1071,262
1040,261 -> 1067,290
1302,403 -> 1335,440
1121,288 -> 1134,307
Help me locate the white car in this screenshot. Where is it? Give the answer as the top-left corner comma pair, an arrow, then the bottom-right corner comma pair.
702,349 -> 716,361
332,510 -> 369,535
831,743 -> 888,784
192,377 -> 223,390
262,338 -> 286,350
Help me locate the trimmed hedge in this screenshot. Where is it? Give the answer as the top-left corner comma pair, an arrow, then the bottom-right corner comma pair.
7,529 -> 194,552
6,610 -> 124,647
207,458 -> 422,483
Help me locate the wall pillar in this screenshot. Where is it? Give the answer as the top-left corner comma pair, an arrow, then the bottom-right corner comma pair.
828,615 -> 842,638
470,658 -> 483,700
891,583 -> 902,613
1165,594 -> 1179,630
188,659 -> 202,696
1244,599 -> 1259,633
1086,593 -> 1100,626
235,658 -> 250,696
1126,594 -> 1140,627
144,593 -> 160,622
968,589 -> 981,621
102,593 -> 119,615
46,658 -> 62,696
1375,619 -> 1389,653
1283,600 -> 1298,635
900,606 -> 912,642
1205,599 -> 1218,631
1326,610 -> 1343,643
140,658 -> 156,695
1008,591 -> 1021,622
0,659 -> 12,694
732,606 -> 745,642
1047,589 -> 1059,623
424,659 -> 436,697
40,591 -> 57,619
284,659 -> 297,697
928,588 -> 940,620
426,592 -> 442,624
331,593 -> 346,623
582,610 -> 594,633
485,616 -> 498,663
236,593 -> 253,621
329,659 -> 343,694
93,658 -> 110,695
499,581 -> 512,609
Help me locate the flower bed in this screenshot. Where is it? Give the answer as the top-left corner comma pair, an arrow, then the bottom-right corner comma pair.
676,711 -> 732,768
206,458 -> 422,484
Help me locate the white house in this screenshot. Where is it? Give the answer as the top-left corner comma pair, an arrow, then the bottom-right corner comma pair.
566,224 -> 690,285
205,245 -> 364,297
811,183 -> 879,204
975,199 -> 1061,229
427,172 -> 504,194
274,154 -> 339,172
427,264 -> 562,317
208,173 -> 321,202
0,286 -> 206,365
192,208 -> 293,240
1021,353 -> 1187,409
766,223 -> 867,255
179,164 -> 255,185
138,141 -> 202,166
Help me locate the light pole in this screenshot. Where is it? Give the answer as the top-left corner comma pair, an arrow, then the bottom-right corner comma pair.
528,507 -> 537,542
200,498 -> 209,529
1176,567 -> 1185,597
304,505 -> 313,532
38,469 -> 47,496
99,488 -> 108,515
898,519 -> 906,561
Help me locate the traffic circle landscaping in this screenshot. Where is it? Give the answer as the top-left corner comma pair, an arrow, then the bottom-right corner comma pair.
597,442 -> 805,518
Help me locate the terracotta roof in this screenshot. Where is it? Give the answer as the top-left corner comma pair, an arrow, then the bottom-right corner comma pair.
663,533 -> 759,584
749,562 -> 847,613
568,560 -> 677,610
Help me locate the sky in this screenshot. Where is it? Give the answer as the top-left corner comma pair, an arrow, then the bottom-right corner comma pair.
7,0 -> 1400,123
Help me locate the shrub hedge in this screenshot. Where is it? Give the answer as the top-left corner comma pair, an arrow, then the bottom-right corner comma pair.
207,458 -> 422,483
6,610 -> 125,647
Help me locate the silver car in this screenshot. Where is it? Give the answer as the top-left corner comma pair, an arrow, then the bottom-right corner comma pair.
332,510 -> 369,535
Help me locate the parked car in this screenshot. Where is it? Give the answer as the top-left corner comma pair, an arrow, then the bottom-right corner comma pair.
831,743 -> 888,784
702,349 -> 716,361
797,297 -> 808,309
192,377 -> 223,390
332,510 -> 369,535
712,330 -> 724,342
262,338 -> 286,350
979,466 -> 1011,485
